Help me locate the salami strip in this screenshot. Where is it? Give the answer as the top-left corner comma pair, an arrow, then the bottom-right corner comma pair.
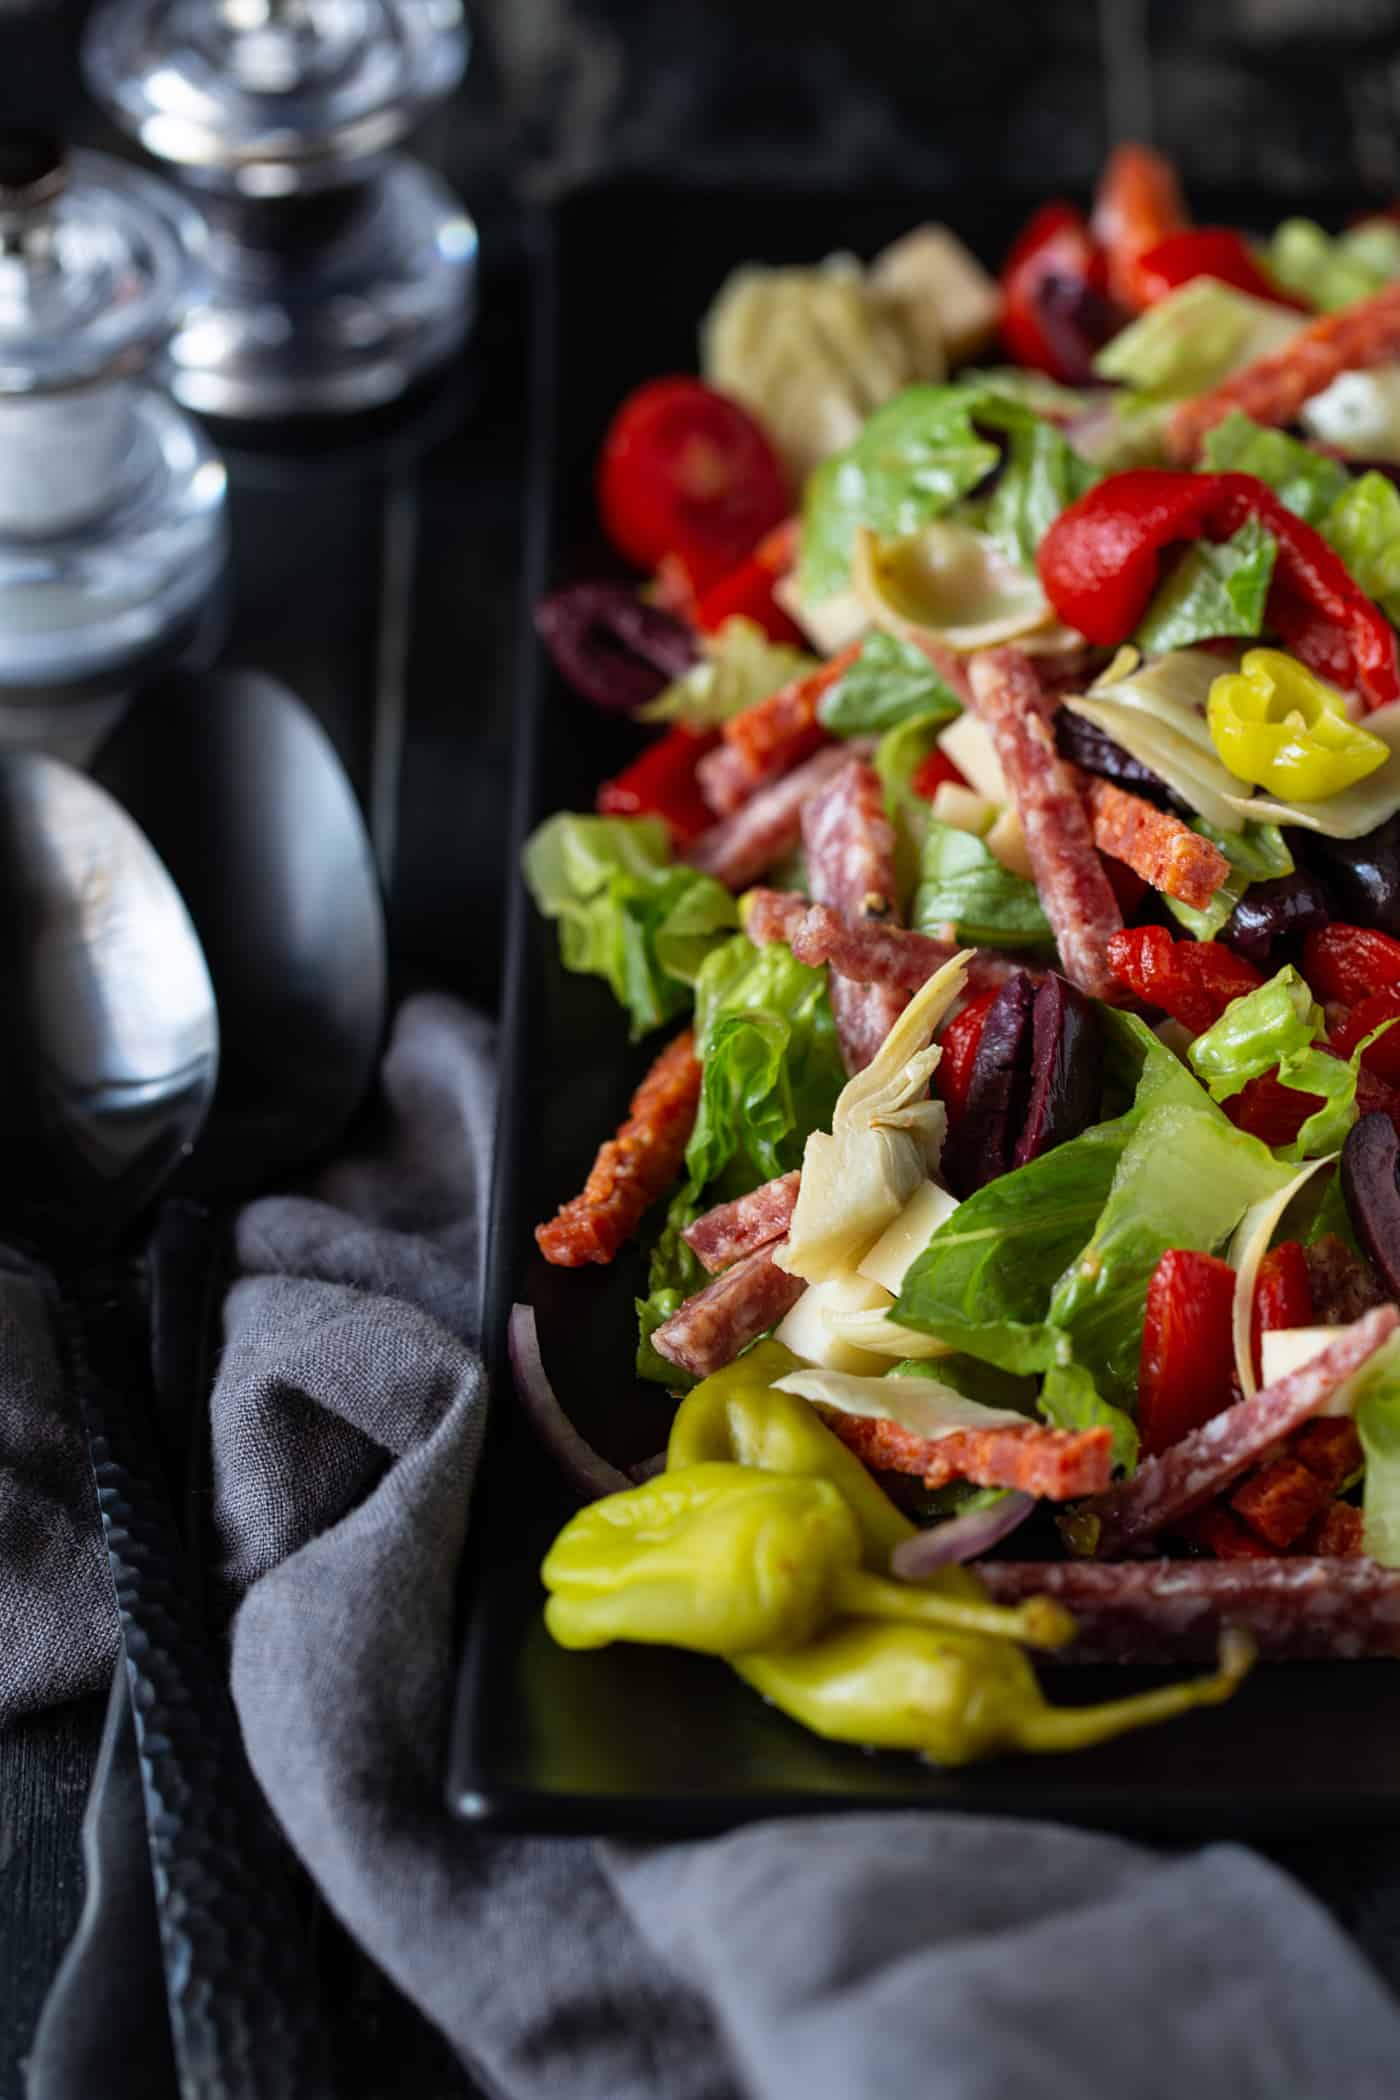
977,1558 -> 1400,1663
821,1411 -> 1114,1500
1085,778 -> 1229,910
696,741 -> 755,819
650,1242 -> 806,1379
1167,281 -> 1400,464
967,648 -> 1125,1001
683,741 -> 866,891
719,642 -> 861,796
1081,1305 -> 1398,1558
536,1030 -> 702,1267
803,758 -> 907,1072
682,1170 -> 801,1275
745,890 -> 1018,998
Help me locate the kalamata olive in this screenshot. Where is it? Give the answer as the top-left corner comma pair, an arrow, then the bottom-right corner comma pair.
1340,1111 -> 1400,1300
1033,274 -> 1128,385
1052,710 -> 1173,806
1013,974 -> 1100,1168
1294,813 -> 1400,939
535,582 -> 699,713
1219,869 -> 1331,967
942,972 -> 1035,1198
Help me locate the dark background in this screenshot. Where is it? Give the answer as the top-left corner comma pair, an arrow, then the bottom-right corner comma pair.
6,0 -> 1400,2092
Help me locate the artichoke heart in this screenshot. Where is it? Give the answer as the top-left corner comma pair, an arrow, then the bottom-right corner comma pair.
853,522 -> 1057,652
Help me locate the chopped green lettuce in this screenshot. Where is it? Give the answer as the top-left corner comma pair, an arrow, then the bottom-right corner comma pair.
523,813 -> 738,1039
817,630 -> 962,736
982,412 -> 1098,572
1321,471 -> 1400,627
873,711 -> 948,905
1354,1332 -> 1400,1565
1093,277 -> 1301,406
685,936 -> 845,1195
1187,964 -> 1375,1157
1039,1361 -> 1139,1475
1304,1167 -> 1362,1257
635,1191 -> 706,1388
1265,215 -> 1400,313
911,817 -> 1054,949
640,617 -> 811,727
1133,516 -> 1277,654
1200,412 -> 1349,526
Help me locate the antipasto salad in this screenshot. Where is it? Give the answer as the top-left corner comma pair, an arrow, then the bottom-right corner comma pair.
517,146 -> 1400,1768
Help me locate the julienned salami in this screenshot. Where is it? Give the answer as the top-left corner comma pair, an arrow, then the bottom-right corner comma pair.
967,648 -> 1125,1001
682,1171 -> 801,1275
745,891 -> 1019,999
650,1242 -> 806,1378
536,1030 -> 702,1267
1081,1306 -> 1398,1558
1167,280 -> 1400,464
683,741 -> 866,891
822,1411 -> 1114,1500
803,758 -> 906,1072
1084,778 -> 1230,910
978,1558 -> 1400,1663
697,741 -> 755,819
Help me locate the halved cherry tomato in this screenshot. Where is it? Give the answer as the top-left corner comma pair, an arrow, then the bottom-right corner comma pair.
1131,228 -> 1305,311
1138,1248 -> 1238,1457
596,725 -> 718,844
1331,982 -> 1400,1082
1105,925 -> 1263,1035
911,747 -> 970,801
1000,202 -> 1117,383
1092,142 -> 1190,310
936,989 -> 999,1121
693,520 -> 805,643
598,378 -> 790,596
1250,1239 -> 1313,1383
1303,922 -> 1400,1006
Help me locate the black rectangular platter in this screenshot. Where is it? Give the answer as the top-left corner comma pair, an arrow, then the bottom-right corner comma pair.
450,179 -> 1400,1834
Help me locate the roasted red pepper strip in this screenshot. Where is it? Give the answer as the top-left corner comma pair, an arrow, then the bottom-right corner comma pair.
1303,923 -> 1400,1006
936,989 -> 999,1122
693,520 -> 806,644
1132,228 -> 1304,311
1331,983 -> 1400,1081
1092,143 -> 1191,311
1039,470 -> 1400,709
1138,1248 -> 1238,1458
999,201 -> 1115,383
911,746 -> 970,800
1105,924 -> 1263,1034
596,725 -> 719,843
1251,1239 -> 1314,1384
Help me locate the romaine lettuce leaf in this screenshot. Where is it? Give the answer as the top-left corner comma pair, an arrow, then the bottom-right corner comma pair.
1321,471 -> 1400,627
640,617 -> 811,727
1039,1361 -> 1139,1475
817,630 -> 962,736
636,1191 -> 706,1388
1163,819 -> 1293,942
911,816 -> 1054,948
523,813 -> 738,1038
1093,278 -> 1301,405
874,711 -> 947,906
686,936 -> 845,1194
983,411 -> 1098,572
1266,215 -> 1400,314
1199,412 -> 1349,526
1354,1331 -> 1400,1565
1186,963 -> 1375,1157
1304,1167 -> 1362,1256
1046,1100 -> 1294,1401
1133,516 -> 1277,654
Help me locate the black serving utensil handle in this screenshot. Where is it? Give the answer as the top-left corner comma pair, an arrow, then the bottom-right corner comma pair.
33,1230 -> 336,2100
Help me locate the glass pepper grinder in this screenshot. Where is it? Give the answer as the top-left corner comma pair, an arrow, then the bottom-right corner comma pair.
83,0 -> 478,419
0,128 -> 228,733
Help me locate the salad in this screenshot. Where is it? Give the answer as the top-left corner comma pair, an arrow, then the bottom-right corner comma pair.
517,145 -> 1400,1769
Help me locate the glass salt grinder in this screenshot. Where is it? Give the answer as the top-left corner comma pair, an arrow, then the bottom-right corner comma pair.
83,0 -> 478,419
0,129 -> 228,758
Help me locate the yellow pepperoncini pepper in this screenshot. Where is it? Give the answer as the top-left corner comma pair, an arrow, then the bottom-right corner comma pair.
542,1462 -> 1074,1656
735,1620 -> 1254,1767
1207,648 -> 1389,800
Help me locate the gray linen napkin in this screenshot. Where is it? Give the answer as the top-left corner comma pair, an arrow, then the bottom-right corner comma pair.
209,991 -> 1400,2100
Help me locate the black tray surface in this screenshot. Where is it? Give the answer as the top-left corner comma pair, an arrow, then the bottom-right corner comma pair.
450,180 -> 1400,1835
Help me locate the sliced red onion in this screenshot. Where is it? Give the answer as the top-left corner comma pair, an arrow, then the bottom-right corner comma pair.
890,1491 -> 1036,1579
508,1303 -> 632,1501
627,1451 -> 668,1484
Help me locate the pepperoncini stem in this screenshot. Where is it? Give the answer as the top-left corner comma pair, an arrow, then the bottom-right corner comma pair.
1207,648 -> 1388,800
836,1569 -> 1076,1651
1011,1628 -> 1255,1754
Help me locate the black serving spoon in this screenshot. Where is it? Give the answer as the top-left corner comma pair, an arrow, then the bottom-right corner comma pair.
31,670 -> 387,2100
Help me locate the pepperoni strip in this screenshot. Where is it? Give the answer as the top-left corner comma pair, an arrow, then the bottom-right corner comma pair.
718,642 -> 861,792
803,758 -> 907,1073
1081,1306 -> 1398,1558
650,1242 -> 806,1378
1166,280 -> 1400,464
683,741 -> 867,892
745,890 -> 1018,999
978,1558 -> 1400,1663
820,1410 -> 1114,1500
966,648 -> 1125,1001
536,1030 -> 702,1268
682,1170 -> 801,1275
1085,778 -> 1229,910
